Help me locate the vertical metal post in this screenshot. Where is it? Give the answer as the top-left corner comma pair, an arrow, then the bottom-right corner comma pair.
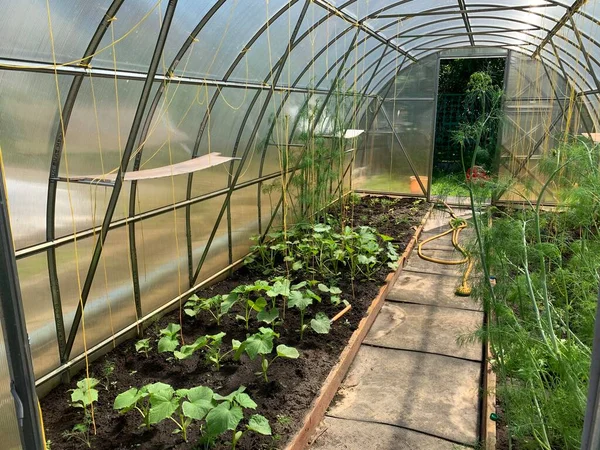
581,288 -> 600,450
0,165 -> 44,449
427,54 -> 441,200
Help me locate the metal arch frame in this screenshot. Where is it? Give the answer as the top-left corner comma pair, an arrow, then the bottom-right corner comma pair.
253,44 -> 390,234
4,0 -> 600,374
312,0 -> 416,62
63,0 -> 179,361
531,0 -> 587,58
189,0 -> 314,286
45,0 -> 126,364
456,0 -> 475,46
126,0 -> 228,328
360,0 -> 572,20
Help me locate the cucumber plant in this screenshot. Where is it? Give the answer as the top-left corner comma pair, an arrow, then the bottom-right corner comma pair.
204,332 -> 234,370
70,377 -> 99,409
115,383 -> 270,446
134,338 -> 151,358
65,378 -> 99,448
185,294 -> 227,325
173,335 -> 208,360
233,328 -> 299,382
158,323 -> 181,353
222,281 -> 270,330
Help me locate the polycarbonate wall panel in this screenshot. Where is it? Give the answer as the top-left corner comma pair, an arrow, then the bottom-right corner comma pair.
17,254 -> 58,378
58,226 -> 138,359
0,311 -> 22,450
497,51 -> 593,203
281,6 -> 353,88
358,55 -> 437,195
229,0 -> 304,83
137,210 -> 189,316
0,72 -> 70,250
0,0 -> 112,64
230,186 -> 259,262
191,197 -> 230,283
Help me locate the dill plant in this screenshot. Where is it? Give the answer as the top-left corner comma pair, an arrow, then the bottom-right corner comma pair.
456,75 -> 598,449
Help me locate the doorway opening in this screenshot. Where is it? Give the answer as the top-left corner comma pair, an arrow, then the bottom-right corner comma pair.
431,57 -> 506,203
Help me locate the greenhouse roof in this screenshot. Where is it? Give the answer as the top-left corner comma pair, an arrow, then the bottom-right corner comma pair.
1,0 -> 598,98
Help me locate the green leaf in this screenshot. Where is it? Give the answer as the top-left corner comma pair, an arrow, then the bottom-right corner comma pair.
76,377 -> 99,390
161,323 -> 181,337
206,403 -> 244,436
221,293 -> 238,314
114,388 -> 143,411
213,386 -> 246,403
317,283 -> 330,293
234,393 -> 257,409
288,291 -> 312,311
148,393 -> 178,424
244,333 -> 274,360
311,312 -> 331,334
145,382 -> 174,398
158,335 -> 179,353
247,414 -> 272,435
71,387 -> 98,407
379,233 -> 394,242
291,281 -> 307,290
257,307 -> 279,324
292,261 -> 303,271
329,286 -> 342,295
313,224 -> 331,233
183,399 -> 214,420
135,338 -> 150,352
174,336 -> 207,360
187,386 -> 214,402
207,332 -> 226,343
266,279 -> 291,298
184,308 -> 197,317
250,296 -> 268,312
276,344 -> 299,359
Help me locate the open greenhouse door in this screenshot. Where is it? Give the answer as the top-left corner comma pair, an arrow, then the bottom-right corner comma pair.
430,55 -> 506,205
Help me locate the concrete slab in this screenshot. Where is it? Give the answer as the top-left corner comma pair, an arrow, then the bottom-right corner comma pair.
388,271 -> 481,311
405,249 -> 467,276
328,346 -> 480,446
364,302 -> 483,361
310,416 -> 471,450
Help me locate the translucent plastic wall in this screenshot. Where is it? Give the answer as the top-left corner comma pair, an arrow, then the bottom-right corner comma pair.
0,0 -> 374,394
497,50 -> 594,202
0,312 -> 21,450
355,55 -> 439,195
1,7 -> 600,444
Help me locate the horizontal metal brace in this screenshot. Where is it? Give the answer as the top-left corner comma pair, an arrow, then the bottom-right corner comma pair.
0,57 -> 376,98
16,169 -> 293,259
384,97 -> 436,101
52,177 -> 115,187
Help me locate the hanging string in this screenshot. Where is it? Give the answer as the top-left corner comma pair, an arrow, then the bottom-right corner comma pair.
45,0 -> 96,435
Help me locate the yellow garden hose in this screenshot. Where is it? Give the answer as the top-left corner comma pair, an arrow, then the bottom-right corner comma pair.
417,203 -> 474,296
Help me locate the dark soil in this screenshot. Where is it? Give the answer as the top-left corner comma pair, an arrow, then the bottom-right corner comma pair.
41,196 -> 428,450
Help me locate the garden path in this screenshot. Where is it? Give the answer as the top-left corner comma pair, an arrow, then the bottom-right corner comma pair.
310,207 -> 484,449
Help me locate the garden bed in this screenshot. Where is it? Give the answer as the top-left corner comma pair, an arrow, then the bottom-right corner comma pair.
41,196 -> 428,450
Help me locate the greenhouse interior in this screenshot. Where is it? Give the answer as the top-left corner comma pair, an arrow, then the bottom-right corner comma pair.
2,0 -> 600,449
